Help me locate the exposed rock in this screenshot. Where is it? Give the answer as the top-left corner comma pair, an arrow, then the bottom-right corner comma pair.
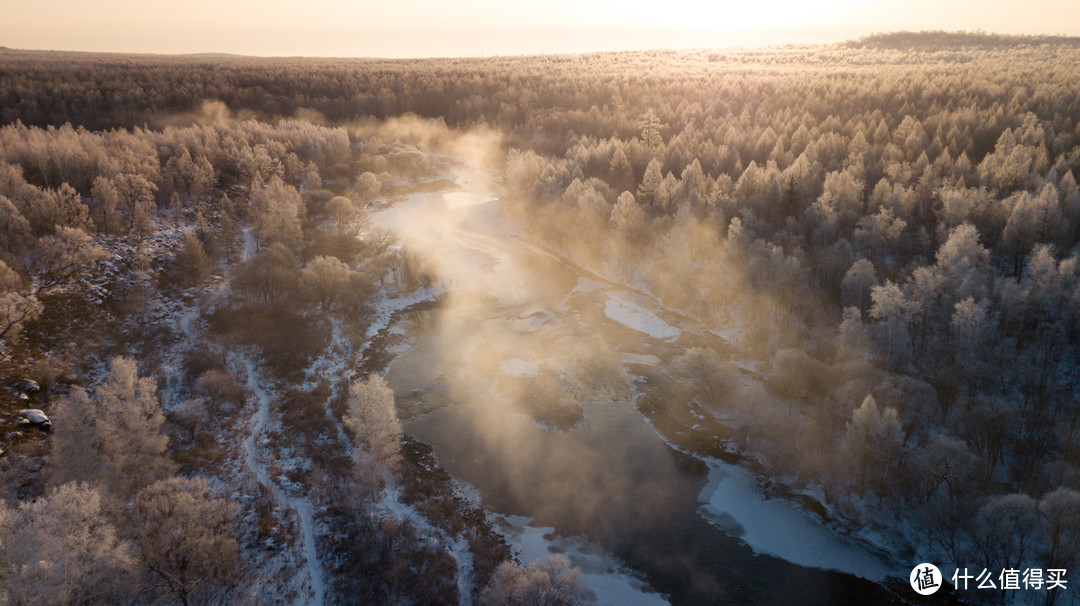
12,379 -> 40,394
15,409 -> 51,431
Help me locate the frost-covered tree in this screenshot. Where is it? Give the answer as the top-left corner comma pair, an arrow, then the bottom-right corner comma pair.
0,259 -> 42,342
840,395 -> 903,499
0,482 -> 136,605
950,296 -> 990,390
29,225 -> 108,294
113,173 -> 158,236
232,242 -> 299,307
610,191 -> 644,233
89,176 -> 121,234
637,158 -> 663,208
869,280 -> 915,370
344,375 -> 402,473
134,477 -> 239,605
300,255 -> 352,311
356,171 -> 382,202
672,346 -> 738,407
250,176 -> 304,246
478,555 -> 586,606
841,258 -> 877,311
49,357 -> 173,502
1040,488 -> 1080,575
971,493 -> 1037,573
168,231 -> 212,288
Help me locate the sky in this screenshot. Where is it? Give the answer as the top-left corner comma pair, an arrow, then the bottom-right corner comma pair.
2,0 -> 1079,57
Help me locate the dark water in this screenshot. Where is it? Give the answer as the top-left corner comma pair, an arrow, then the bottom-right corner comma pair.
403,375 -> 901,605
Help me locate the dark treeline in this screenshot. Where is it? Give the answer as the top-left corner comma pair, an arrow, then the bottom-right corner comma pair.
844,30 -> 1080,50
2,32 -> 1080,604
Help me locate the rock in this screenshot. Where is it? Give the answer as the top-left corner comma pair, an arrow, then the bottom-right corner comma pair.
12,379 -> 40,394
16,409 -> 51,431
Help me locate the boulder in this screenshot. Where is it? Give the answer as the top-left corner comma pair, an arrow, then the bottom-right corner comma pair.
12,379 -> 40,394
16,409 -> 51,431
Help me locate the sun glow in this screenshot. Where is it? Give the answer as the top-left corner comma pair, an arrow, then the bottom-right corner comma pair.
1,0 -> 1078,56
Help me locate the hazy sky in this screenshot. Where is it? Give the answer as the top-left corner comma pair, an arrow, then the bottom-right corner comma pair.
3,0 -> 1079,57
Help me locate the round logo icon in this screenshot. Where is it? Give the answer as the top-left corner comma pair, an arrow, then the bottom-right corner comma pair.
910,563 -> 942,595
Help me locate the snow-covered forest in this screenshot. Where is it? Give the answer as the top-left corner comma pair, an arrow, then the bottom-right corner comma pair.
1,31 -> 1080,605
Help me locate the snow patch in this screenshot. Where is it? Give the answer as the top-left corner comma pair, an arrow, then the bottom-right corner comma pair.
622,353 -> 661,366
733,360 -> 760,373
493,514 -> 668,606
498,358 -> 539,378
708,325 -> 741,343
603,296 -> 680,341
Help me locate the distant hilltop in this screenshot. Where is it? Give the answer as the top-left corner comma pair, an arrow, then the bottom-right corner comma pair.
843,30 -> 1080,50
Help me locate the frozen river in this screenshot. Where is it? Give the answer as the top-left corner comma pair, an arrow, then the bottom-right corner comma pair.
372,164 -> 903,605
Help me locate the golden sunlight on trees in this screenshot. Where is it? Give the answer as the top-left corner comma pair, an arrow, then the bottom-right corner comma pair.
29,226 -> 107,294
49,357 -> 174,503
250,176 -> 304,246
672,346 -> 738,408
2,32 -> 1080,604
300,255 -> 352,311
0,483 -> 136,605
478,555 -> 586,606
134,477 -> 239,605
344,375 -> 402,473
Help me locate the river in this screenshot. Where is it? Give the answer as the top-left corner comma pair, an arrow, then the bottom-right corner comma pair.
371,163 -> 906,605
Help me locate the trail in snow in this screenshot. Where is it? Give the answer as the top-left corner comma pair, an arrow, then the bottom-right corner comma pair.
243,360 -> 326,605
241,227 -> 256,262
374,487 -> 475,605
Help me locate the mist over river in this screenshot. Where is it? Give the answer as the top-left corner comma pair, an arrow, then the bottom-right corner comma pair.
372,163 -> 903,605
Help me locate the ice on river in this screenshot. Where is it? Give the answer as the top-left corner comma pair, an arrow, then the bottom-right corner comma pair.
603,295 -> 681,342
699,459 -> 899,582
494,514 -> 669,606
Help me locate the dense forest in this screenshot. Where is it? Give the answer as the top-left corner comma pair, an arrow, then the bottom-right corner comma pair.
1,31 -> 1079,604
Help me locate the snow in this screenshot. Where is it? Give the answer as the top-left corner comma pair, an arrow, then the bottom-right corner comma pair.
733,360 -> 760,373
243,360 -> 326,605
498,358 -> 539,378
443,189 -> 495,209
708,326 -> 741,343
622,353 -> 662,366
571,276 -> 603,294
698,459 -> 900,582
16,409 -> 49,424
603,296 -> 681,342
493,514 -> 668,606
364,286 -> 443,343
373,487 -> 476,604
241,227 -> 256,261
